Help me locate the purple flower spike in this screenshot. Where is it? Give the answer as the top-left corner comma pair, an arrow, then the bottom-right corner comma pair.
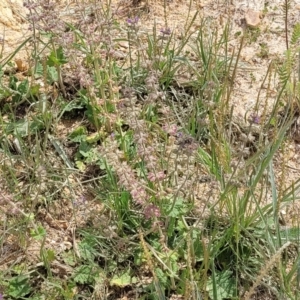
127,16 -> 139,25
160,28 -> 171,35
144,204 -> 161,219
249,113 -> 260,124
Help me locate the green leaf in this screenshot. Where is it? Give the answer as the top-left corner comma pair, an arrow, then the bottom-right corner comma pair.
5,118 -> 45,137
73,265 -> 94,284
75,160 -> 86,171
34,61 -> 44,77
17,79 -> 29,94
9,75 -> 18,90
8,275 -> 32,298
79,142 -> 92,158
155,267 -> 168,287
69,126 -> 87,143
12,262 -> 27,275
0,87 -> 12,99
110,269 -> 137,287
291,23 -> 300,45
61,100 -> 84,113
17,79 -> 29,95
10,79 -> 29,103
79,240 -> 97,261
5,120 -> 25,136
152,268 -> 167,299
44,249 -> 56,263
47,46 -> 68,67
165,197 -> 188,218
134,249 -> 145,266
62,251 -> 76,267
29,84 -> 40,97
30,226 -> 46,240
269,117 -> 276,126
47,66 -> 58,83
86,132 -> 102,144
207,270 -> 237,300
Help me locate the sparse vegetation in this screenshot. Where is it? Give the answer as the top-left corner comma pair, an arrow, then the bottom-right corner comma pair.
1,0 -> 300,299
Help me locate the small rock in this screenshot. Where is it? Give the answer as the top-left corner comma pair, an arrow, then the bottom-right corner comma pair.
118,41 -> 129,49
245,9 -> 261,28
110,50 -> 126,59
15,58 -> 28,72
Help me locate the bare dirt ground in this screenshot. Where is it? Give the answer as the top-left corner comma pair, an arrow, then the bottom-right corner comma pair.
0,0 -> 28,56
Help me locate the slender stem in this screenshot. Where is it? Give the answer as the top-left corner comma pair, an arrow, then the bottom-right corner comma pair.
285,0 -> 289,50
